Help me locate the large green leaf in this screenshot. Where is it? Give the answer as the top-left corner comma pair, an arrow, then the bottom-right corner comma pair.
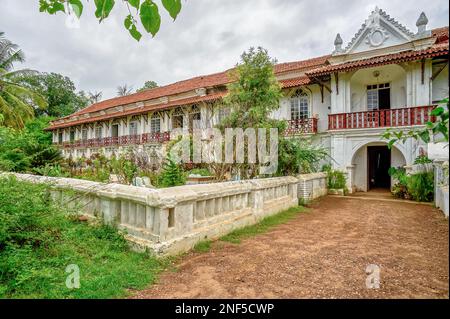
139,0 -> 161,37
42,0 -> 65,15
69,0 -> 83,18
128,0 -> 140,10
94,0 -> 115,22
161,0 -> 182,20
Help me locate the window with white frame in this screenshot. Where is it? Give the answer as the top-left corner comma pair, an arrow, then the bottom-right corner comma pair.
81,128 -> 88,141
129,121 -> 138,136
150,116 -> 161,133
58,132 -> 63,144
290,90 -> 309,120
367,83 -> 391,111
95,126 -> 102,139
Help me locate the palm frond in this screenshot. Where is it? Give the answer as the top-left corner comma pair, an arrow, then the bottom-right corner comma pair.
1,68 -> 40,80
2,90 -> 35,121
0,49 -> 25,71
5,83 -> 46,108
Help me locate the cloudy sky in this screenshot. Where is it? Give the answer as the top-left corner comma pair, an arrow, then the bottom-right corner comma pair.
1,0 -> 448,99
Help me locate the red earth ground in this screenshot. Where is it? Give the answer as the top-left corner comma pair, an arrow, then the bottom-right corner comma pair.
131,195 -> 449,299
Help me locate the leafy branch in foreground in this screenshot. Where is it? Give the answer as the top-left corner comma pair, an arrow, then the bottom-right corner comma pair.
38,0 -> 183,41
382,97 -> 449,148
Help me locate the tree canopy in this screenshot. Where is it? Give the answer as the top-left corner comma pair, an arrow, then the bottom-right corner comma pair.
136,80 -> 158,92
18,72 -> 89,118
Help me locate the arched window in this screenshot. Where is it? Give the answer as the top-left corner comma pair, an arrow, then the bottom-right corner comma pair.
290,90 -> 309,120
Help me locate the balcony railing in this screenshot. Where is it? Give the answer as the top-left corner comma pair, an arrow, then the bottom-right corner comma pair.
285,118 -> 318,135
59,132 -> 170,149
328,105 -> 436,130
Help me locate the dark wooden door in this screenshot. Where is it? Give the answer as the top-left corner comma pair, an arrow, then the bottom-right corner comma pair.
368,146 -> 391,190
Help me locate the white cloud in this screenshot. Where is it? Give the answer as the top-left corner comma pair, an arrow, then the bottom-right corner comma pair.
1,0 -> 448,99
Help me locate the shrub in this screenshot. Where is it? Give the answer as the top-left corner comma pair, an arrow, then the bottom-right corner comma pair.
414,155 -> 433,164
158,156 -> 186,188
0,118 -> 62,173
388,166 -> 434,202
327,170 -> 347,190
407,172 -> 434,202
278,138 -> 329,176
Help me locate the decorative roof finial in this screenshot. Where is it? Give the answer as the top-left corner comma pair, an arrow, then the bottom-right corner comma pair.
334,33 -> 343,46
333,33 -> 344,54
415,12 -> 431,38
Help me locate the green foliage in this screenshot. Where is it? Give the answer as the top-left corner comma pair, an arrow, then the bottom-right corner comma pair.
136,80 -> 158,92
388,167 -> 409,199
221,47 -> 283,130
0,117 -> 62,172
388,165 -> 434,202
414,155 -> 433,164
407,172 -> 434,202
326,169 -> 347,190
0,176 -> 165,298
278,138 -> 329,175
0,32 -> 47,129
382,97 -> 449,147
140,0 -> 161,37
158,155 -> 186,188
39,0 -> 183,41
33,163 -> 70,177
18,72 -> 89,118
220,206 -> 304,244
215,47 -> 329,179
193,240 -> 212,253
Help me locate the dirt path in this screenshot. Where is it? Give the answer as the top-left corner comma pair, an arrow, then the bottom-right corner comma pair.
131,196 -> 449,299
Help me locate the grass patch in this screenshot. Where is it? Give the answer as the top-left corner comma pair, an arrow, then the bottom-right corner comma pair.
193,240 -> 212,253
220,206 -> 305,244
0,176 -> 167,299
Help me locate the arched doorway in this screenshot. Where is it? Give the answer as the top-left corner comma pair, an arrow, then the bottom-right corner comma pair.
351,142 -> 407,192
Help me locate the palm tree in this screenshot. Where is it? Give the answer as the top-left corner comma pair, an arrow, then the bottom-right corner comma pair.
0,32 -> 46,129
88,91 -> 103,104
117,84 -> 133,97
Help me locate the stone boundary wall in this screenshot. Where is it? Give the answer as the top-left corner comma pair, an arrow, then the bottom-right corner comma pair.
2,173 -> 313,256
296,172 -> 328,203
434,160 -> 449,217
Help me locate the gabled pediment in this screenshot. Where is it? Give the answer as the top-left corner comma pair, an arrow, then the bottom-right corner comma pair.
337,7 -> 415,55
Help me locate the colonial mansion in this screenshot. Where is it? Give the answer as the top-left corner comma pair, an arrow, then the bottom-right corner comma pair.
47,8 -> 449,193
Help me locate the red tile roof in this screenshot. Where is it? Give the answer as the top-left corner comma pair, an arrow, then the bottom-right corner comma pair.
48,27 -> 448,130
279,76 -> 311,88
48,92 -> 227,130
71,70 -> 232,117
273,55 -> 331,74
68,54 -> 331,119
307,42 -> 448,77
433,27 -> 449,44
